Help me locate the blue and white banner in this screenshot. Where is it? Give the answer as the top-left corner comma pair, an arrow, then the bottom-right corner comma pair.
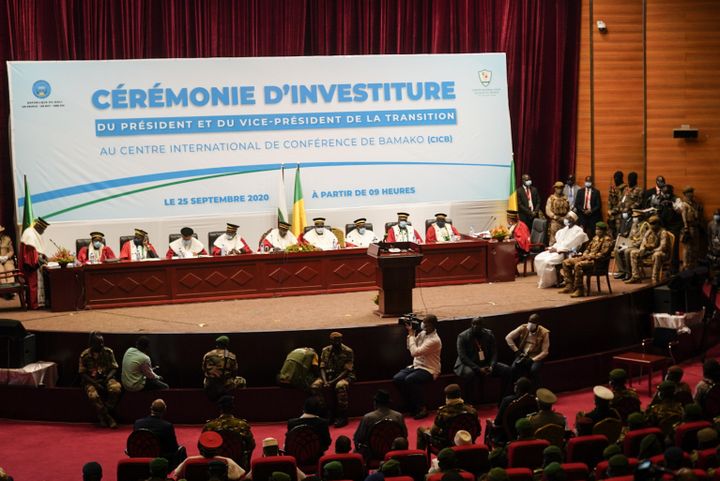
8,54 -> 512,225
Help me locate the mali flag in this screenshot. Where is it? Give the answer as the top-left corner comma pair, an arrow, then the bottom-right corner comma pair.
291,165 -> 307,238
22,175 -> 35,232
507,157 -> 518,211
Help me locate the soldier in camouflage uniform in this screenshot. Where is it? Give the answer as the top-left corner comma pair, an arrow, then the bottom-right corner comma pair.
545,182 -> 570,245
559,221 -> 614,298
203,395 -> 255,470
614,210 -> 650,281
679,186 -> 703,270
626,216 -> 672,284
416,383 -> 477,450
620,172 -> 644,212
608,368 -> 640,422
311,332 -> 355,427
607,171 -> 625,238
708,210 -> 720,272
78,331 -> 122,428
202,335 -> 246,402
528,388 -> 566,431
645,381 -> 684,437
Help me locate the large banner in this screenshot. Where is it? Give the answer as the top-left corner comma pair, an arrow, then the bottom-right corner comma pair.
8,54 -> 512,225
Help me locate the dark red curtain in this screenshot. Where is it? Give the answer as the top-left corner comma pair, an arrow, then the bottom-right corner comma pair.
0,0 -> 581,230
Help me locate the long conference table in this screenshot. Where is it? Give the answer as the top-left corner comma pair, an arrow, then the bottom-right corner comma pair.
46,238 -> 516,312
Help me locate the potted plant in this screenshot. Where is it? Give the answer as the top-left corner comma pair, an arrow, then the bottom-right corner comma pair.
490,225 -> 510,241
49,247 -> 75,268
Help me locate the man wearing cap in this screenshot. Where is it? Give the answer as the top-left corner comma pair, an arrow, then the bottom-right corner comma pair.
19,217 -> 49,309
625,215 -> 671,284
614,209 -> 650,281
260,220 -> 298,252
527,388 -> 566,432
534,212 -> 589,288
386,212 -> 423,243
428,432 -> 472,474
173,431 -> 245,480
302,217 -> 339,250
505,314 -> 550,384
213,223 -> 252,256
354,389 -> 407,459
574,176 -> 602,239
120,228 -> 159,261
516,174 -> 541,230
82,462 -> 103,481
454,317 -> 507,404
245,437 -> 307,481
608,369 -> 640,422
426,213 -> 460,243
121,335 -> 167,392
202,336 -> 246,401
134,399 -> 186,469
78,331 -> 122,428
678,186 -> 703,270
507,209 -> 531,264
77,232 -> 116,265
204,395 -> 255,469
0,225 -> 16,289
166,226 -> 207,259
310,332 -> 355,428
417,383 -> 477,450
580,386 -> 620,425
345,218 -> 379,248
645,380 -> 683,432
559,221 -> 613,297
545,182 -> 571,245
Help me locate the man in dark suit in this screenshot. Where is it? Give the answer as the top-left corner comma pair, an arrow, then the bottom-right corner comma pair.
516,174 -> 542,230
133,399 -> 186,469
286,395 -> 331,453
574,176 -> 602,237
644,175 -> 666,209
353,389 -> 407,460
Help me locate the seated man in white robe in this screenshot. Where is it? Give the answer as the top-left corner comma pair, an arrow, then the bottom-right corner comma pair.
425,213 -> 460,243
260,220 -> 298,252
212,223 -> 251,255
302,217 -> 339,251
534,211 -> 588,288
345,218 -> 379,248
165,227 -> 208,259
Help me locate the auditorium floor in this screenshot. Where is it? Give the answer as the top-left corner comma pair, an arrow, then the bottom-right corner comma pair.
0,272 -> 647,333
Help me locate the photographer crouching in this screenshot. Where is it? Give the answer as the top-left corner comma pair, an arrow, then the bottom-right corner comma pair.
393,313 -> 442,420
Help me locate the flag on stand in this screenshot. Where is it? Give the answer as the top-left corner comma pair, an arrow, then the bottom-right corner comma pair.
507,156 -> 518,211
277,165 -> 288,224
22,175 -> 35,232
291,165 -> 307,238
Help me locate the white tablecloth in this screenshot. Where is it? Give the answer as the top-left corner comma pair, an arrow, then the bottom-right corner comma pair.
0,361 -> 58,387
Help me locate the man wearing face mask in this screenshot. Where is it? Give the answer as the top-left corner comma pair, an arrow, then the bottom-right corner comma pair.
505,313 -> 550,385
302,217 -> 339,250
261,220 -> 298,252
77,232 -> 116,265
19,217 -> 50,309
614,209 -> 649,281
608,171 -> 625,238
345,218 -> 379,248
393,314 -> 442,420
516,174 -> 541,230
678,187 -> 703,270
213,223 -> 251,256
166,227 -> 207,259
559,221 -> 613,297
708,209 -> 720,270
574,176 -> 602,238
626,215 -> 671,284
454,317 -> 508,404
621,172 -> 644,211
386,212 -> 423,243
545,182 -> 571,245
120,228 -> 159,261
563,174 -> 580,209
426,213 -> 460,243
534,212 -> 588,288
644,175 -> 667,209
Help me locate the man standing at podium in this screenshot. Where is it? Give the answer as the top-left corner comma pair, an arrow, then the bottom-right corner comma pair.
260,220 -> 298,252
212,223 -> 252,255
19,217 -> 49,309
425,213 -> 460,243
120,228 -> 159,261
302,218 -> 339,250
77,232 -> 116,265
386,212 -> 423,243
345,218 -> 379,248
166,227 -> 207,259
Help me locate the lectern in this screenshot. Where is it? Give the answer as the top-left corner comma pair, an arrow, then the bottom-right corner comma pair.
367,242 -> 423,317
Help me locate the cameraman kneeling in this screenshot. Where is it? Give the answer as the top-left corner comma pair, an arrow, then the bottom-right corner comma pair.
393,314 -> 442,420
505,313 -> 550,387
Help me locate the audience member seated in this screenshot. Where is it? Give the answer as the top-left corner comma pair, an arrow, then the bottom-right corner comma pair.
645,381 -> 683,434
668,366 -> 693,398
417,384 -> 477,450
322,460 -> 345,481
430,448 -> 471,478
354,389 -> 407,459
79,331 -> 122,429
213,222 -> 252,256
637,434 -> 664,460
147,457 -> 173,481
617,412 -> 647,445
603,444 -> 621,461
203,395 -> 256,457
505,314 -> 550,386
346,218 -> 379,248
165,226 -> 207,258
82,462 -> 102,481
246,437 -> 307,481
491,377 -> 533,443
287,396 -> 332,454
202,335 -> 247,401
574,416 -> 594,436
606,454 -> 632,477
695,359 -> 720,407
532,446 -> 564,480
303,218 -> 339,250
426,213 -> 460,243
173,431 -> 245,480
428,431 -> 472,474
364,458 -> 401,481
515,418 -> 536,442
661,447 -> 688,471
335,435 -> 352,454
609,369 -> 641,421
480,467 -> 509,481
527,388 -> 566,432
121,336 -> 167,392
310,331 -> 355,428
391,437 -> 409,451
207,460 -> 230,481
386,212 -> 423,243
133,399 -> 187,469
542,462 -> 565,481
697,428 -> 720,451
579,386 -> 620,424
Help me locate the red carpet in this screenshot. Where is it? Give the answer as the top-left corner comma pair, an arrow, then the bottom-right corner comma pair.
0,353 -> 710,481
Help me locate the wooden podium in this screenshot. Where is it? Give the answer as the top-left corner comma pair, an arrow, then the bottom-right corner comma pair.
367,242 -> 423,317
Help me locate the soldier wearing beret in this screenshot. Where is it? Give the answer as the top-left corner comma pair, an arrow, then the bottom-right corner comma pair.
311,331 -> 355,428
416,384 -> 477,450
527,388 -> 566,432
202,335 -> 246,402
678,186 -> 704,270
626,215 -> 672,284
546,182 -> 571,246
608,368 -> 640,422
559,221 -> 613,297
645,381 -> 684,435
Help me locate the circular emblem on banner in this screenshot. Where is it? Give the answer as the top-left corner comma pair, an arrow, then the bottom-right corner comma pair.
32,80 -> 52,99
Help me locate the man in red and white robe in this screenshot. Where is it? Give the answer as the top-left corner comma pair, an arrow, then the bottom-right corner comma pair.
345,218 -> 379,248
507,210 -> 530,264
212,223 -> 251,256
120,228 -> 159,261
77,231 -> 116,265
259,220 -> 298,252
19,217 -> 50,309
386,212 -> 423,243
166,227 -> 207,259
425,213 -> 460,243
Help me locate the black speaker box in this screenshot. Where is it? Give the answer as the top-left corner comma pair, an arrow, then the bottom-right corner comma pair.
653,285 -> 684,314
0,319 -> 37,368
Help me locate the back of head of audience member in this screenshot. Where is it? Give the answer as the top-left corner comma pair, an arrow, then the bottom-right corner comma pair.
667,365 -> 685,384
515,377 -> 533,396
543,462 -> 566,481
335,435 -> 352,454
217,395 -> 235,414
391,437 -> 409,451
487,468 -> 508,481
515,418 -> 534,440
575,416 -> 594,436
437,448 -> 459,472
607,454 -> 630,477
149,458 -> 170,478
323,461 -> 344,481
270,472 -> 291,481
262,437 -> 280,456
374,389 -> 391,408
303,395 -> 324,416
603,444 -> 621,460
454,430 -> 472,446
683,403 -> 703,422
542,446 -> 563,466
198,431 -> 223,458
703,359 -> 720,382
638,434 -> 663,460
664,447 -> 686,470
380,459 -> 402,477
627,412 -> 646,430
698,427 -> 720,450
82,461 -> 103,481
150,398 -> 167,417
